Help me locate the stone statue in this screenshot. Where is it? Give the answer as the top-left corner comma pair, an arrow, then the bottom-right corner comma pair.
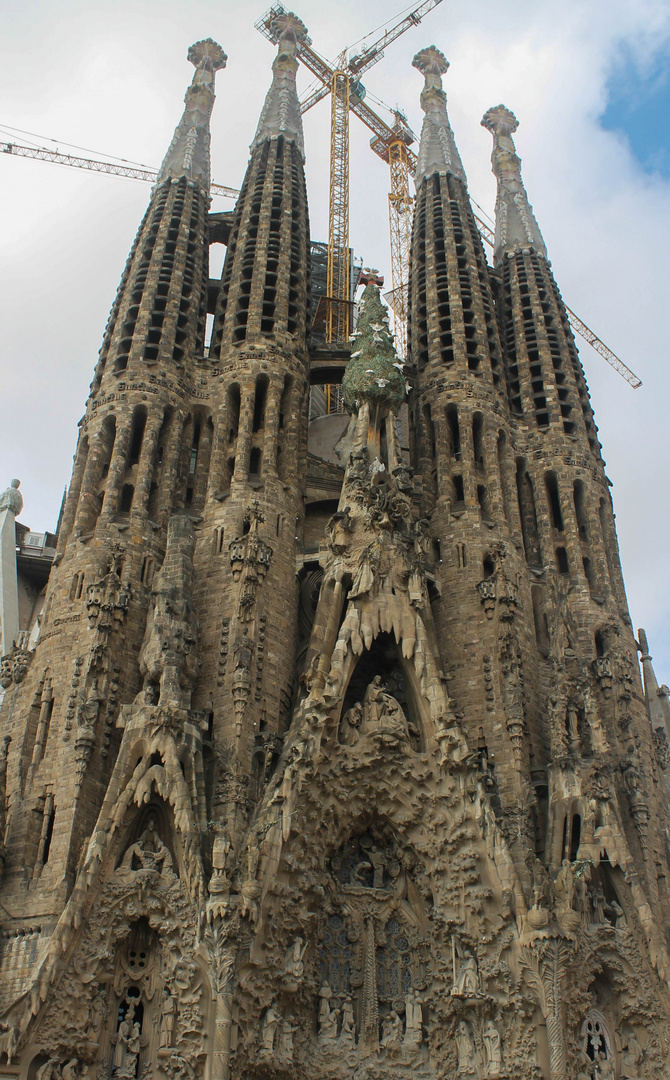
159,986 -> 176,1049
77,678 -> 104,731
340,701 -> 363,746
455,1020 -> 477,1074
553,858 -> 576,912
620,1030 -> 644,1079
380,1010 -> 403,1048
576,1047 -> 594,1080
121,818 -> 173,874
352,844 -> 386,889
482,1019 -> 504,1077
339,996 -> 356,1047
277,1015 -> 297,1062
455,950 -> 480,995
113,1004 -> 139,1075
36,1062 -> 62,1080
0,479 -> 23,516
591,881 -> 607,925
283,936 -> 307,980
318,983 -> 339,1042
403,989 -> 423,1046
259,1005 -> 281,1056
595,1051 -> 615,1078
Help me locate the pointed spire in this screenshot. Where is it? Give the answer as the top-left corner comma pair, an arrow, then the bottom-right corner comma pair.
342,283 -> 406,416
156,38 -> 227,192
638,628 -> 670,737
481,104 -> 547,266
412,46 -> 467,189
251,12 -> 308,161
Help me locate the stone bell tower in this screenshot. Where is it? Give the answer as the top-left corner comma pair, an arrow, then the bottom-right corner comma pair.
1,20 -> 670,1080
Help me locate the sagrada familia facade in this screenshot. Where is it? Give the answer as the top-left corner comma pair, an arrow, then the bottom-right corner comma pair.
1,12 -> 669,1080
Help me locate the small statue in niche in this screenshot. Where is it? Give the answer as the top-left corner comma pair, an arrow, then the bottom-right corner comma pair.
340,701 -> 364,746
352,844 -> 386,890
259,1005 -> 281,1056
530,857 -> 549,910
576,1047 -> 594,1080
553,858 -> 576,913
326,508 -> 353,554
318,983 -> 339,1043
283,936 -> 307,982
453,950 -> 480,997
77,678 -> 104,732
121,818 -> 173,875
482,1019 -> 504,1078
159,986 -> 176,1050
277,1016 -> 298,1063
339,996 -> 356,1047
595,1051 -> 615,1079
403,989 -> 423,1047
113,1003 -> 141,1078
619,1030 -> 645,1079
380,1010 -> 403,1049
455,1020 -> 478,1075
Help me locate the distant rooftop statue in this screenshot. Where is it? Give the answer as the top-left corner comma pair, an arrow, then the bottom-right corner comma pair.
0,479 -> 23,517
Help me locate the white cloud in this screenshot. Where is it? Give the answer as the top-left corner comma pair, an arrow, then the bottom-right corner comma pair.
1,0 -> 669,675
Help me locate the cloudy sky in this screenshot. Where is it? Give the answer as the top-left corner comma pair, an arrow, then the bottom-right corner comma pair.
1,0 -> 669,677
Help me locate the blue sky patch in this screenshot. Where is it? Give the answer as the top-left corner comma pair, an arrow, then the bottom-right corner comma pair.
600,42 -> 670,177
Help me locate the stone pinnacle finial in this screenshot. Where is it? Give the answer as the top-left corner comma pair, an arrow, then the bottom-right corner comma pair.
155,38 -> 227,192
481,103 -> 547,266
412,46 -> 466,188
0,479 -> 23,517
251,11 -> 308,160
270,11 -> 309,47
187,38 -> 228,72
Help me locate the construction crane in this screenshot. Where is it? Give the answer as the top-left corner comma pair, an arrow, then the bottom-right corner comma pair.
2,134 -> 641,389
256,1 -> 443,347
0,140 -> 239,200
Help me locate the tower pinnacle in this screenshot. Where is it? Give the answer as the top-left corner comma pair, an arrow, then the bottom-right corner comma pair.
412,45 -> 466,188
251,12 -> 308,160
155,38 -> 227,192
481,104 -> 547,266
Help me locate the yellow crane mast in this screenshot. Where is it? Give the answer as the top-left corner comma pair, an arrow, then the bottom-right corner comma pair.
327,70 -> 351,343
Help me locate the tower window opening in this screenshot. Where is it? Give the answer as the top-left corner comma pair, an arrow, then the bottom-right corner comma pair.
531,585 -> 549,653
228,384 -> 241,442
128,407 -> 147,467
516,459 -> 542,568
472,412 -> 485,466
555,546 -> 569,575
249,447 -> 262,477
253,376 -> 268,432
446,404 -> 461,460
140,556 -> 155,586
453,475 -> 464,504
119,484 -> 134,515
570,814 -> 582,861
545,472 -> 564,531
573,479 -> 589,541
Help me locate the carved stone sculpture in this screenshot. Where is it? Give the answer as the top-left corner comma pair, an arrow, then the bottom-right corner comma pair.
259,1005 -> 281,1056
121,819 -> 173,875
455,1020 -> 478,1075
283,936 -> 307,981
482,1019 -> 504,1077
318,983 -> 339,1043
